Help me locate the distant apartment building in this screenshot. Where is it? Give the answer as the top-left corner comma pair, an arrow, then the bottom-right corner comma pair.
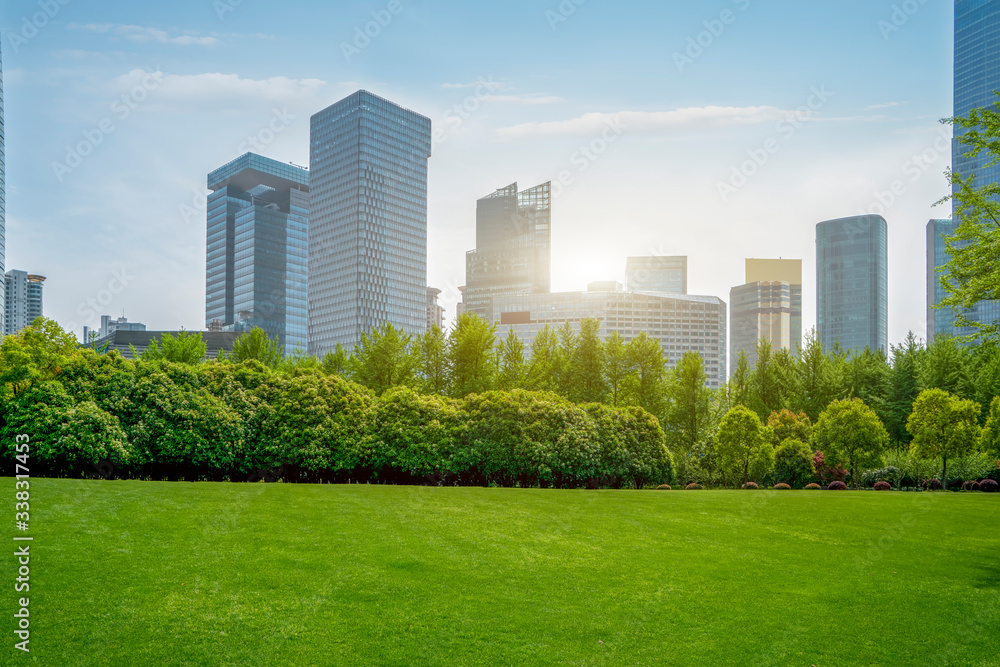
308,90 -> 432,355
626,256 -> 687,294
426,287 -> 444,331
3,271 -> 45,335
206,153 -> 309,353
816,215 -> 888,353
464,182 -> 552,321
84,315 -> 146,345
493,283 -> 727,389
730,259 -> 802,371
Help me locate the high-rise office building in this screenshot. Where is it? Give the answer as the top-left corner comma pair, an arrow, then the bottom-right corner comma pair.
308,90 -> 432,355
206,153 -> 310,352
3,271 -> 45,335
946,1 -> 1000,336
927,219 -> 958,342
0,43 -> 7,334
426,287 -> 444,331
626,256 -> 687,294
730,259 -> 802,371
816,215 -> 888,353
464,182 -> 551,320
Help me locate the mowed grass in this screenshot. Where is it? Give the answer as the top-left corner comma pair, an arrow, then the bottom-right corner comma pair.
5,480 -> 1000,666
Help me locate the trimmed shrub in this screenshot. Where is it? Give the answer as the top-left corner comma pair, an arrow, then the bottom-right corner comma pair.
656,484 -> 672,490
962,480 -> 981,491
804,483 -> 822,490
685,483 -> 703,490
923,478 -> 943,491
981,479 -> 999,493
741,482 -> 759,490
773,483 -> 791,490
827,481 -> 848,491
873,481 -> 891,491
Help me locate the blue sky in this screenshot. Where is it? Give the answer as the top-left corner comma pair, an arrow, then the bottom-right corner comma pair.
2,0 -> 954,344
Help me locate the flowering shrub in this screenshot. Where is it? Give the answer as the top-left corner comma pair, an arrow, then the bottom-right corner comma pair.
827,481 -> 848,491
685,483 -> 703,490
813,451 -> 848,484
804,483 -> 821,490
981,479 -> 999,493
741,482 -> 759,490
873,481 -> 891,491
923,478 -> 943,491
656,484 -> 672,490
773,483 -> 791,490
962,480 -> 980,491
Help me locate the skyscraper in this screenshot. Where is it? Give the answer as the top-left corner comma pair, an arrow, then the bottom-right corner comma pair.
4,271 -> 45,336
309,90 -> 432,355
464,182 -> 551,320
816,215 -> 888,353
206,153 -> 310,352
730,258 -> 802,371
927,219 -> 958,342
626,256 -> 687,294
0,43 -> 7,334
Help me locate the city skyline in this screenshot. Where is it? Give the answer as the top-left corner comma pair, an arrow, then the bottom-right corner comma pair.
0,0 -> 957,347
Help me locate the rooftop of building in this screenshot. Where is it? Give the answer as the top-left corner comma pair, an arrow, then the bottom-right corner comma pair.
208,153 -> 309,192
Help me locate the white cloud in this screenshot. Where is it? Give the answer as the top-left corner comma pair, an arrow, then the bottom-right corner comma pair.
867,101 -> 905,110
69,23 -> 219,46
110,70 -> 328,107
495,105 -> 788,140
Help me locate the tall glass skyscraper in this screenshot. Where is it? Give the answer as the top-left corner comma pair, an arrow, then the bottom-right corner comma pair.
927,219 -> 958,342
0,43 -> 7,334
465,181 -> 551,320
206,153 -> 310,352
309,91 -> 432,355
816,215 -> 888,353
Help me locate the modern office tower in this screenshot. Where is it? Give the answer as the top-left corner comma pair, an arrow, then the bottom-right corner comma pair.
0,43 -> 7,334
426,287 -> 444,331
626,256 -> 687,294
927,219 -> 958,342
206,153 -> 309,352
3,271 -> 44,335
816,215 -> 888,353
308,90 -> 432,355
730,258 -> 802,371
494,283 -> 727,389
464,182 -> 552,321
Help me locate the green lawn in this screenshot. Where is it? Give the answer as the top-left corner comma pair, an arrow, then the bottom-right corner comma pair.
6,480 -> 1000,666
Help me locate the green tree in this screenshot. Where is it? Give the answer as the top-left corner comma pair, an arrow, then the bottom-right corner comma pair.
349,322 -> 417,395
938,94 -> 1000,341
773,439 -> 816,488
603,331 -> 633,407
571,318 -> 606,403
885,333 -> 924,446
527,325 -> 560,393
418,325 -> 450,395
726,349 -> 752,410
229,327 -> 283,367
555,322 -> 578,396
750,339 -> 790,419
0,318 -> 80,397
321,343 -> 351,378
812,398 -> 890,488
497,328 -> 528,391
715,405 -> 773,486
980,396 -> 1000,459
448,313 -> 497,397
792,329 -> 841,421
907,388 -> 983,486
766,409 -> 812,445
664,351 -> 713,455
845,347 -> 891,420
141,331 -> 208,365
918,336 -> 973,398
626,333 -> 666,418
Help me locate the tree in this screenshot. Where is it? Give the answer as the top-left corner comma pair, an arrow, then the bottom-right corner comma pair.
664,351 -> 713,455
321,343 -> 351,378
907,388 -> 982,486
571,318 -> 606,404
626,333 -> 666,418
792,329 -> 840,421
603,331 -> 633,407
766,409 -> 812,446
937,93 -> 1000,341
0,318 -> 80,397
727,349 -> 752,410
981,396 -> 1000,459
527,325 -> 559,393
229,327 -> 283,367
845,347 -> 891,420
750,339 -> 790,419
418,326 -> 450,395
812,398 -> 890,488
918,335 -> 974,399
555,322 -> 578,397
715,405 -> 773,486
141,331 -> 208,365
350,322 -> 417,395
885,333 -> 924,446
773,439 -> 816,488
448,313 -> 497,397
497,328 -> 528,391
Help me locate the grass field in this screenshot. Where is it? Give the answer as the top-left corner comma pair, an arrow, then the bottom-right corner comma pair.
5,480 -> 1000,666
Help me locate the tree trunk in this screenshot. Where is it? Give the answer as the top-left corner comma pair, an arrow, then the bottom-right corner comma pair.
942,455 -> 948,491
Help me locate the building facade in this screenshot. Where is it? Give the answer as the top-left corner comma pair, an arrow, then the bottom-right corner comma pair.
730,258 -> 802,371
816,215 -> 888,353
927,219 -> 958,342
493,285 -> 727,389
0,43 -> 7,334
84,330 -> 239,360
206,153 -> 309,353
626,256 -> 687,294
3,271 -> 44,335
308,90 -> 432,355
426,287 -> 444,331
464,182 -> 551,321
